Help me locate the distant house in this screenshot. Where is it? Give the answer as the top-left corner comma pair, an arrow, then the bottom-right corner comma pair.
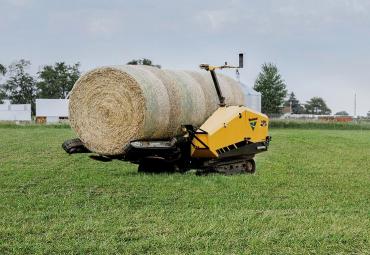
282,105 -> 292,114
0,100 -> 31,122
35,99 -> 69,123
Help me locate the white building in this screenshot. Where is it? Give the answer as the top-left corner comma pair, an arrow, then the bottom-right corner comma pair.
36,99 -> 69,123
241,83 -> 262,113
0,100 -> 32,122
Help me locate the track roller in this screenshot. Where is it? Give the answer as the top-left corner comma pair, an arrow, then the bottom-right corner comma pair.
62,138 -> 90,154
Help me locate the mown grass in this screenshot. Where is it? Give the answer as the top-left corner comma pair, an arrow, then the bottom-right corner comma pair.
270,119 -> 370,130
0,127 -> 369,254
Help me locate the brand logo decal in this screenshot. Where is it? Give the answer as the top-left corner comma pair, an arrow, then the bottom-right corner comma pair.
249,118 -> 258,130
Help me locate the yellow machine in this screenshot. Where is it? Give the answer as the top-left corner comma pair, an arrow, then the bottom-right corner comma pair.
191,106 -> 269,159
63,54 -> 271,174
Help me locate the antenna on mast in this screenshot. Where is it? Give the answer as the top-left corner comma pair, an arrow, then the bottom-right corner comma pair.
200,53 -> 245,107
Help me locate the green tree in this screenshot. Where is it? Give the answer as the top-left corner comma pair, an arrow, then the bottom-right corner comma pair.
0,64 -> 6,103
0,90 -> 5,104
0,64 -> 6,76
127,58 -> 161,68
335,111 -> 349,116
37,62 -> 80,98
305,97 -> 331,115
2,60 -> 37,114
284,92 -> 304,114
254,63 -> 287,115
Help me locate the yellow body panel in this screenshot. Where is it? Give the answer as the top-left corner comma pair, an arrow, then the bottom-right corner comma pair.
191,106 -> 269,158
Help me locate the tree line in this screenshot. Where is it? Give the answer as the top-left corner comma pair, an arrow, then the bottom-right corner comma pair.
253,63 -> 334,116
0,58 -> 161,115
1,59 -> 339,116
0,60 -> 80,114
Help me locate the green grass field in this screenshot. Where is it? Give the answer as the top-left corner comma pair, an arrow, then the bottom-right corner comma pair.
0,126 -> 369,254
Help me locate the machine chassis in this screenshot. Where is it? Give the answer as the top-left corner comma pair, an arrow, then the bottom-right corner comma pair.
62,129 -> 270,175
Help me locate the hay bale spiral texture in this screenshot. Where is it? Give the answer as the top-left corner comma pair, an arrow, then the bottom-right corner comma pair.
69,65 -> 245,155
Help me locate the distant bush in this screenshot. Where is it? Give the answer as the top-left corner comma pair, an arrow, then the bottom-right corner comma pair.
0,121 -> 70,129
270,120 -> 370,130
2,120 -> 370,131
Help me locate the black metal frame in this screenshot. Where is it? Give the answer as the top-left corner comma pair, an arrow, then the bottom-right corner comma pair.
210,70 -> 226,107
200,53 -> 244,107
183,125 -> 209,150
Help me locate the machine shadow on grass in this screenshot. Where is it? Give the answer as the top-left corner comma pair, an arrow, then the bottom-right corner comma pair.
88,153 -> 255,176
87,154 -> 184,174
88,154 -> 191,175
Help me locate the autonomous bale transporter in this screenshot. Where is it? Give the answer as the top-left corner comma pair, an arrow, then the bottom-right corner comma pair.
63,54 -> 271,174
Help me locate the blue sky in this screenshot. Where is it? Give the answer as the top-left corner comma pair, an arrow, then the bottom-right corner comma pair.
1,0 -> 370,115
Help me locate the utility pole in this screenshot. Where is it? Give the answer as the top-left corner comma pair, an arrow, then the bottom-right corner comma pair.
354,92 -> 357,118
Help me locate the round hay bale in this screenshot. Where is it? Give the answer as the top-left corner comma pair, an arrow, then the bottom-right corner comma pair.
69,65 -> 246,155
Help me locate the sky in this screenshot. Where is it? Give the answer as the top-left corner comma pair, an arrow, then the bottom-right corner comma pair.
1,0 -> 370,115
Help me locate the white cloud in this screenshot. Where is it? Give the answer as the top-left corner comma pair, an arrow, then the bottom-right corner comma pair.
343,0 -> 369,13
4,0 -> 32,7
85,13 -> 122,38
195,9 -> 240,31
193,0 -> 370,35
48,9 -> 124,39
